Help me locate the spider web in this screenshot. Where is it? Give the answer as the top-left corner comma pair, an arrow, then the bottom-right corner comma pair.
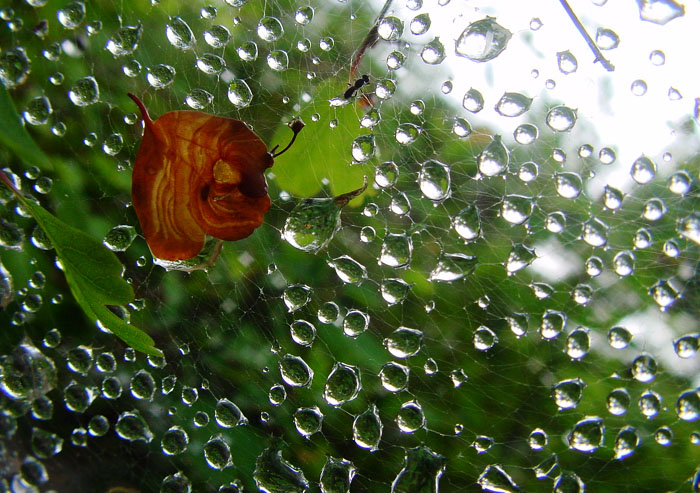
1,0 -> 699,491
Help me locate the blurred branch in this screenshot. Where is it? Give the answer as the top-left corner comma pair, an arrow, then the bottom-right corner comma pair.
559,0 -> 615,72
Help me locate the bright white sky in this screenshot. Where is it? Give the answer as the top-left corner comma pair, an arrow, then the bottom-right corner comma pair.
384,0 -> 699,195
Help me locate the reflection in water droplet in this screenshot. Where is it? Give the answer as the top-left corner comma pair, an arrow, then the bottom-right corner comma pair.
68,76 -> 99,106
323,362 -> 361,406
204,434 -> 232,470
455,17 -> 512,62
320,456 -> 356,493
638,0 -> 685,25
343,309 -> 369,337
462,87 -> 484,113
501,194 -> 533,225
353,404 -> 382,450
204,25 -> 230,48
166,16 -> 195,50
392,445 -> 445,492
396,400 -> 425,433
420,37 -> 446,64
477,135 -> 509,176
279,354 -> 313,387
567,416 -> 604,452
115,411 -> 153,443
418,160 -> 451,201
529,428 -> 548,450
294,406 -> 324,437
506,243 -> 536,274
540,310 -> 566,340
384,327 -> 423,358
283,284 -> 311,312
477,464 -> 519,492
473,326 -> 498,350
146,64 -> 175,89
553,378 -> 585,409
318,302 -> 340,324
596,28 -> 619,50
546,106 -> 577,132
57,1 -> 86,29
380,278 -> 411,305
378,16 -> 403,41
494,92 -> 532,117
673,334 -> 699,359
24,96 -> 53,125
557,50 -> 578,74
380,362 -> 409,392
185,88 -> 214,109
655,426 -> 673,445
105,24 -> 142,56
410,13 -> 431,34
639,389 -> 662,418
514,124 -> 538,145
452,204 -> 482,241
161,426 -> 189,455
429,253 -> 478,282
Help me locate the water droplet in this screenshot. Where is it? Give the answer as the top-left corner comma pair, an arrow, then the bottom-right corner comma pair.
553,378 -> 585,409
102,132 -> 123,156
384,327 -> 423,358
638,0 -> 685,25
353,404 -> 382,450
294,406 -> 323,437
557,50 -> 578,74
612,250 -> 635,277
477,135 -> 509,176
295,6 -> 314,25
380,362 -> 409,392
185,88 -> 214,109
380,278 -> 411,305
462,87 -> 484,113
420,37 -> 446,64
379,233 -> 412,268
323,362 -> 361,406
203,25 -> 230,48
495,92 -> 532,117
267,50 -> 289,71
529,428 -> 548,450
630,155 -> 656,184
605,387 -> 631,416
477,464 -> 519,492
429,253 -> 477,282
456,17 -> 512,62
57,1 -> 85,29
102,224 -> 137,252
254,448 -> 309,493
668,170 -> 691,195
279,354 -> 313,387
115,410 -> 153,442
675,389 -> 700,421
631,353 -> 657,382
352,134 -> 376,162
566,327 -> 590,359
393,123 -> 419,146
501,194 -> 534,225
387,50 -> 406,70
567,416 -> 604,452
343,309 -> 369,337
283,284 -> 311,311
68,75 -> 99,106
290,320 -> 316,346
375,161 -> 399,188
320,456 -> 356,493
31,428 -> 63,458
161,426 -> 189,455
0,47 -> 31,88
196,53 -> 226,75
215,398 -> 247,427
649,279 -> 680,309
642,198 -> 666,221
257,16 -> 284,41
24,96 -> 52,125
378,16 -> 404,41
540,310 -> 566,340
514,124 -> 538,145
418,159 -> 451,201
581,217 -> 608,247
650,49 -> 666,65
105,24 -> 142,57
677,212 -> 700,245
392,445 -> 445,491
204,434 -> 232,470
146,64 -> 175,89
1,339 -> 57,400
0,219 -> 25,251
639,389 -> 662,417
318,302 -> 340,324
166,16 -> 195,50
607,326 -> 631,349
673,334 -> 699,359
546,106 -> 577,132
410,13 -> 431,34
396,400 -> 426,433
101,376 -> 122,399
655,426 -> 673,445
329,255 -> 367,284
596,28 -> 619,50
554,472 -> 585,492
375,78 -> 396,100
506,243 -> 536,274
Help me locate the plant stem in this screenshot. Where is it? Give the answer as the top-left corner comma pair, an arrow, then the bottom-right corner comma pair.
559,0 -> 615,72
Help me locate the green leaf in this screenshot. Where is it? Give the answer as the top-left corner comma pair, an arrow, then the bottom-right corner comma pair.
0,174 -> 162,356
271,79 -> 371,198
0,86 -> 53,171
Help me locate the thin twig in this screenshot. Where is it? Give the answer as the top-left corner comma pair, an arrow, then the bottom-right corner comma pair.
559,0 -> 615,72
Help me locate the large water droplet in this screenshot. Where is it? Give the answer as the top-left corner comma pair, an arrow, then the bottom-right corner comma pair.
553,378 -> 585,410
567,416 -> 604,452
557,50 -> 578,74
596,28 -> 620,50
57,1 -> 86,29
637,0 -> 685,25
185,88 -> 214,109
631,353 -> 657,382
267,50 -> 289,71
323,362 -> 361,406
146,64 -> 175,89
546,106 -> 577,132
391,445 -> 445,492
477,135 -> 509,176
501,194 -> 533,225
115,411 -> 153,442
257,16 -> 284,41
477,464 -> 519,492
352,134 -> 376,163
429,253 -> 478,282
380,278 -> 411,305
380,362 -> 409,392
420,37 -> 446,64
581,217 -> 608,247
0,339 -> 57,400
494,92 -> 532,117
105,24 -> 142,57
607,388 -> 631,415
279,354 -> 313,387
353,404 -> 382,450
418,159 -> 451,201
204,434 -> 232,470
293,406 -> 323,437
676,390 -> 700,421
329,255 -> 367,284
378,16 -> 404,41
161,426 -> 189,455
166,16 -> 195,50
506,243 -> 536,274
283,284 -> 311,311
320,456 -> 356,493
630,155 -> 656,184
380,233 -> 412,268
462,87 -> 484,113
0,47 -> 31,88
396,400 -> 426,433
196,53 -> 226,75
23,96 -> 52,125
254,448 -> 308,492
384,327 -> 423,358
68,75 -> 99,106
540,310 -> 566,340
215,398 -> 247,427
455,17 -> 512,62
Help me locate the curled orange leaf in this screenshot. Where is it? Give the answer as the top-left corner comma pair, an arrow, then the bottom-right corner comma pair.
128,93 -> 301,261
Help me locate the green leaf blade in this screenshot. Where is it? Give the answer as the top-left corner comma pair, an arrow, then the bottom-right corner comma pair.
0,86 -> 53,171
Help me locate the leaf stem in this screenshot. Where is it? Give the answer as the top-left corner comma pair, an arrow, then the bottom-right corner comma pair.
559,0 -> 615,72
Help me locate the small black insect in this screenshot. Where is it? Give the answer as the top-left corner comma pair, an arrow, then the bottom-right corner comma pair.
343,74 -> 370,99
